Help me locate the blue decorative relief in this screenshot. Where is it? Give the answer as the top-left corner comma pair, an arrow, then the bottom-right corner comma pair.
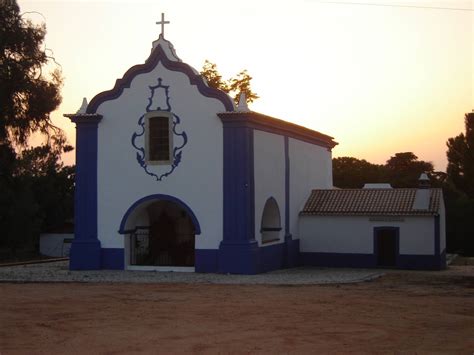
131,78 -> 187,181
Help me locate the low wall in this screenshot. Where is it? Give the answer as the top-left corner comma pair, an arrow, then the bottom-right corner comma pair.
40,234 -> 74,257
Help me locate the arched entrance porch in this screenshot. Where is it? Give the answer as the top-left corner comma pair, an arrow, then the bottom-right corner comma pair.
119,194 -> 201,271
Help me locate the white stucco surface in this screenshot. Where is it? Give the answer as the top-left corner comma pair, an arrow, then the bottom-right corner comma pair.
39,233 -> 73,257
289,138 -> 333,238
299,215 -> 436,255
253,130 -> 285,246
96,55 -> 226,252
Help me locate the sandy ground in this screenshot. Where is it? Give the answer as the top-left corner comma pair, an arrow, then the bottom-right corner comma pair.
1,266 -> 473,354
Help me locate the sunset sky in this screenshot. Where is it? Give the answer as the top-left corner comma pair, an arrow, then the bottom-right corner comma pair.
18,0 -> 473,170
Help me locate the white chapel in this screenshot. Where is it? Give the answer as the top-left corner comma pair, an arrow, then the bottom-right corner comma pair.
65,17 -> 445,273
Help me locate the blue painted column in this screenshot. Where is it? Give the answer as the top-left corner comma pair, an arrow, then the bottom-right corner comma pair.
283,136 -> 299,267
218,117 -> 260,274
65,113 -> 103,270
434,215 -> 446,270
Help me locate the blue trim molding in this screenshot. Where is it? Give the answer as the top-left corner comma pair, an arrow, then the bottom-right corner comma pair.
284,136 -> 290,235
434,215 -> 446,269
87,45 -> 234,114
218,112 -> 337,150
434,215 -> 440,257
64,114 -> 103,270
301,252 -> 443,270
284,235 -> 299,268
301,252 -> 375,268
118,194 -> 201,234
131,78 -> 188,181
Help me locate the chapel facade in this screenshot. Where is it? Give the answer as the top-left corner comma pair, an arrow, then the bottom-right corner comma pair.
65,24 -> 445,273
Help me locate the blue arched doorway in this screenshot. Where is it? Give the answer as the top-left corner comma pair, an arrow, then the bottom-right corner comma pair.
119,194 -> 201,269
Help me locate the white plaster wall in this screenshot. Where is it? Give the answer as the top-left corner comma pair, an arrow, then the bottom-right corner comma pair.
253,130 -> 285,246
96,61 -> 226,251
289,139 -> 333,238
299,216 -> 435,255
39,233 -> 74,257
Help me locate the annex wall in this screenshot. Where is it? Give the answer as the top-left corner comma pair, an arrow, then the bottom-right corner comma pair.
96,61 -> 227,254
289,138 -> 333,238
39,233 -> 73,257
299,215 -> 436,255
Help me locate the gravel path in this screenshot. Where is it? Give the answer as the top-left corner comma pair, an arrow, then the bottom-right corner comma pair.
0,261 -> 383,284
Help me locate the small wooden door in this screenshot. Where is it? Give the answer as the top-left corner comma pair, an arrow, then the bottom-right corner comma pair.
376,228 -> 398,267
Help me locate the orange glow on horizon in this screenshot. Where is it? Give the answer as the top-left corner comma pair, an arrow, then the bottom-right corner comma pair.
19,0 -> 472,170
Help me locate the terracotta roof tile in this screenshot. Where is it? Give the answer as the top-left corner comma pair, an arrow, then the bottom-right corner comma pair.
300,188 -> 442,216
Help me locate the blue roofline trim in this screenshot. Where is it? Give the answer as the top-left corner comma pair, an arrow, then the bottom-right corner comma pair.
118,194 -> 201,234
87,44 -> 234,114
218,112 -> 337,150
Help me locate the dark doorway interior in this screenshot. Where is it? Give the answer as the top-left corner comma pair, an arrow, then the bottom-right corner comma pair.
130,200 -> 195,267
376,228 -> 398,267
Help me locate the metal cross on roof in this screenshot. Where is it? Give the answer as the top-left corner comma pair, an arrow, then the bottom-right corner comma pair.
156,13 -> 170,37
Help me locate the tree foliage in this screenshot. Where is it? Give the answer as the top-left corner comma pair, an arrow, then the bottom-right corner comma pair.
333,157 -> 385,188
446,112 -> 474,198
444,111 -> 474,255
0,139 -> 74,257
0,1 -> 72,259
0,1 -> 63,148
385,152 -> 434,188
333,153 -> 434,189
200,60 -> 259,106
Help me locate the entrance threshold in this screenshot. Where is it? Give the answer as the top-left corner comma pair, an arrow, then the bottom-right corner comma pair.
127,265 -> 195,272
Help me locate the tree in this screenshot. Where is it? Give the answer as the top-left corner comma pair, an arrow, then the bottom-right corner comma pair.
333,157 -> 386,188
0,0 -> 63,150
385,152 -> 434,188
0,1 -> 71,259
200,60 -> 259,106
17,142 -> 75,233
333,153 -> 435,189
445,111 -> 474,256
227,69 -> 259,105
446,111 -> 474,198
200,60 -> 228,93
0,137 -> 74,255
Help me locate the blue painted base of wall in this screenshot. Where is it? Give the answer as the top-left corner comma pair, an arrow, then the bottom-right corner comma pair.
301,251 -> 446,270
195,249 -> 218,273
209,236 -> 301,274
71,242 -> 446,272
101,248 -> 124,270
398,250 -> 446,270
218,240 -> 260,274
284,235 -> 300,268
301,252 -> 375,268
69,239 -> 101,270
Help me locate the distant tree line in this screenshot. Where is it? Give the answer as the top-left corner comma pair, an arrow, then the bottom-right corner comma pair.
333,112 -> 474,256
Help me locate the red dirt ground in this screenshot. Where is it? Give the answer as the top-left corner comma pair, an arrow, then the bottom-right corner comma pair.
1,266 -> 473,354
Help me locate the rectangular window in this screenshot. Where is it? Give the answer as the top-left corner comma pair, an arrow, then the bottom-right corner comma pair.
146,112 -> 172,164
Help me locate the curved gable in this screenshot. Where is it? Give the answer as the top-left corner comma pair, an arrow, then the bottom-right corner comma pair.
87,44 -> 234,114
